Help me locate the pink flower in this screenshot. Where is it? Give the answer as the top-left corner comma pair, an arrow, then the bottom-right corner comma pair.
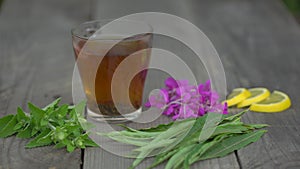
145,78 -> 228,120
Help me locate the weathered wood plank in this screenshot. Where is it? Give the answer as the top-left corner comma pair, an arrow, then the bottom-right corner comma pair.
176,0 -> 300,169
84,0 -> 300,169
185,0 -> 300,168
0,0 -> 90,168
83,0 -> 242,169
206,1 -> 300,168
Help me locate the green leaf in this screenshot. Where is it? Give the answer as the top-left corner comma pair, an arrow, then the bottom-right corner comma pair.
181,114 -> 207,141
17,126 -> 33,138
175,113 -> 220,148
105,129 -> 160,139
66,143 -> 76,152
28,102 -> 45,125
165,145 -> 194,169
43,98 -> 61,110
245,124 -> 269,129
213,123 -> 250,136
54,142 -> 65,149
117,124 -> 139,132
0,115 -> 18,138
184,134 -> 228,167
31,127 -> 39,137
197,113 -> 223,142
16,107 -> 28,122
198,130 -> 267,161
78,116 -> 95,131
147,148 -> 179,169
40,119 -> 48,127
36,132 -> 53,145
137,120 -> 194,152
74,101 -> 86,119
13,122 -> 24,131
106,134 -> 149,147
222,109 -> 248,122
53,127 -> 68,141
128,153 -> 147,169
128,120 -> 195,169
0,114 -> 14,131
25,129 -> 52,148
50,104 -> 68,119
65,123 -> 81,136
139,121 -> 175,132
83,137 -> 99,147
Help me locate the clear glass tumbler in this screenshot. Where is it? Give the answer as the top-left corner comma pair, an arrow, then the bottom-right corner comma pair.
71,20 -> 152,122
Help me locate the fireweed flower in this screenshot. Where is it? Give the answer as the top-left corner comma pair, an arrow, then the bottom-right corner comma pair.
145,78 -> 228,120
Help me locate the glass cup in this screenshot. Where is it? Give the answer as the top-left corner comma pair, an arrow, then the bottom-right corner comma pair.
71,20 -> 152,122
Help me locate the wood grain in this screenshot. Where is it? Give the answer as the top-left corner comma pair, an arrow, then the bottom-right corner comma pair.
83,0 -> 300,169
185,0 -> 300,169
1,0 -> 300,169
0,0 -> 89,168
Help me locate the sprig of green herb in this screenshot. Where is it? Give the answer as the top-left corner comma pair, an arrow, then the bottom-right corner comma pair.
0,98 -> 98,152
102,111 -> 268,169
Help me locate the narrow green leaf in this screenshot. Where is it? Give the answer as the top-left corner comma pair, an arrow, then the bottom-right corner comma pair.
117,124 -> 139,132
135,120 -> 194,155
0,115 -> 17,138
146,148 -> 179,169
165,145 -> 194,169
135,138 -> 175,151
106,130 -> 160,139
198,113 -> 223,142
128,151 -> 148,169
245,124 -> 269,129
139,121 -> 175,132
198,130 -> 267,161
222,109 -> 248,122
213,123 -> 250,136
107,135 -> 149,147
180,114 -> 208,142
185,134 -> 228,167
175,113 -> 220,148
128,120 -> 194,169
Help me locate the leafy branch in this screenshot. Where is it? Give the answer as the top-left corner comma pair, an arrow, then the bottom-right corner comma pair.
102,111 -> 268,169
0,98 -> 98,152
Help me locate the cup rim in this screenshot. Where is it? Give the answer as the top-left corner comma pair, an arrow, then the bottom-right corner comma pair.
71,19 -> 153,41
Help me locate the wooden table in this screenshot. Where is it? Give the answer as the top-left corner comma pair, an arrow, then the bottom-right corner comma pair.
1,0 -> 300,168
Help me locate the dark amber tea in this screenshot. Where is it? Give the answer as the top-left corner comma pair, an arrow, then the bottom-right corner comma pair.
72,20 -> 152,121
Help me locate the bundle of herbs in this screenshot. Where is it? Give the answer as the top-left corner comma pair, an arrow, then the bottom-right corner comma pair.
0,99 -> 97,152
103,110 -> 267,169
